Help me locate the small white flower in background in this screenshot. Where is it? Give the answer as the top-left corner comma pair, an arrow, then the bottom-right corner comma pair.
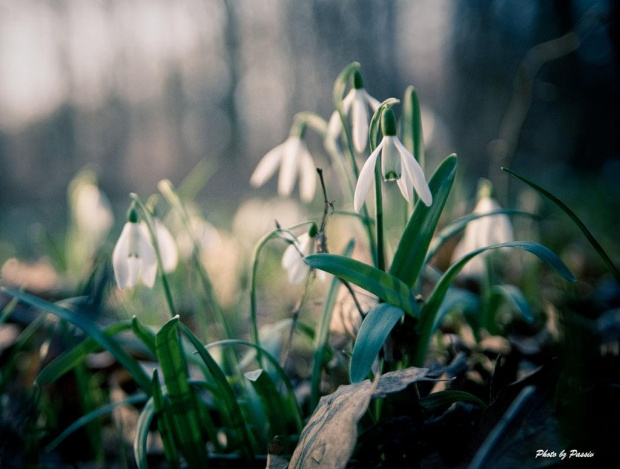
142,219 -> 178,273
282,224 -> 323,285
354,108 -> 432,212
328,70 -> 380,153
250,128 -> 317,203
451,179 -> 514,278
175,215 -> 222,261
112,205 -> 157,289
69,171 -> 114,244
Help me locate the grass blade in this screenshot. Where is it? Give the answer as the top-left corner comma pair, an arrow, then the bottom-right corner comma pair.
350,303 -> 405,383
389,154 -> 458,288
245,369 -> 290,437
2,287 -> 152,393
155,316 -> 209,468
305,254 -> 418,317
504,166 -> 620,283
36,320 -> 132,386
46,393 -> 148,452
415,241 -> 575,366
179,323 -> 257,460
134,397 -> 155,469
151,369 -> 180,469
424,209 -> 537,265
418,390 -> 487,412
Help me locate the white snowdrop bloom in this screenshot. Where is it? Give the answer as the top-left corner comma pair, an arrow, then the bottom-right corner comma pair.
112,208 -> 157,289
281,225 -> 323,285
176,215 -> 221,261
451,180 -> 514,278
328,70 -> 380,153
142,219 -> 178,273
250,134 -> 316,203
70,172 -> 114,244
354,108 -> 432,212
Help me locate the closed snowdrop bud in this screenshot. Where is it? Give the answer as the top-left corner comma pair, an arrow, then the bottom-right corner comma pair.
354,108 -> 432,212
328,70 -> 381,153
282,224 -> 321,285
451,179 -> 514,278
112,205 -> 157,289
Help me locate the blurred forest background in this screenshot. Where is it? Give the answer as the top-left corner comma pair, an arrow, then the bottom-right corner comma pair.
0,0 -> 618,261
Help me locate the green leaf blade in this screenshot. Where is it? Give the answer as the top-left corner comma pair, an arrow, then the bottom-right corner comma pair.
389,154 -> 458,287
305,254 -> 418,317
350,303 -> 405,383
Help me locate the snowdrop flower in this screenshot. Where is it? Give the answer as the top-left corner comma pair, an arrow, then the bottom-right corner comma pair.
282,224 -> 322,285
142,218 -> 178,273
328,70 -> 380,153
69,171 -> 114,244
112,206 -> 157,289
451,179 -> 514,278
354,108 -> 432,212
250,126 -> 317,202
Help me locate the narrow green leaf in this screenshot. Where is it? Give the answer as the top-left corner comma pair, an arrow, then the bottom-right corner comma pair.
0,296 -> 18,325
134,397 -> 155,469
311,239 -> 355,410
245,369 -> 290,437
36,320 -> 132,386
131,315 -> 157,355
490,284 -> 533,324
208,339 -> 303,434
155,316 -> 208,468
177,157 -> 217,201
333,62 -> 360,110
305,254 -> 418,317
350,304 -> 405,383
424,209 -> 538,266
418,390 -> 487,411
2,288 -> 152,393
402,86 -> 425,170
415,241 -> 575,366
151,369 -> 180,469
389,154 -> 458,288
503,166 -> 620,283
432,288 -> 480,334
46,393 -> 148,452
179,324 -> 256,460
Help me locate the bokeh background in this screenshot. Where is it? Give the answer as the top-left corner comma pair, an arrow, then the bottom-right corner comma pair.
0,0 -> 618,261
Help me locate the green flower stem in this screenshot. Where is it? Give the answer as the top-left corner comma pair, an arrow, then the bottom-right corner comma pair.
158,181 -> 231,341
337,109 -> 377,266
250,224 -> 311,367
130,194 -> 177,319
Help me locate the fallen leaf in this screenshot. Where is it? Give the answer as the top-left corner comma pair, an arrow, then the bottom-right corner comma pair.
289,367 -> 431,468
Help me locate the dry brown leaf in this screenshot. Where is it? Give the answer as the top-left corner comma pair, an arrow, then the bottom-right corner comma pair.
289,367 -> 431,468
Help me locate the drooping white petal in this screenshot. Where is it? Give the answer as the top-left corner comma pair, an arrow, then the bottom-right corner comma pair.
150,220 -> 178,273
396,172 -> 414,204
394,138 -> 433,206
125,257 -> 141,289
112,223 -> 132,289
353,140 -> 383,212
327,111 -> 342,141
341,89 -> 355,115
137,228 -> 157,288
250,142 -> 285,188
298,144 -> 317,202
352,90 -> 369,153
282,233 -> 311,285
363,90 -> 381,112
278,137 -> 301,197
